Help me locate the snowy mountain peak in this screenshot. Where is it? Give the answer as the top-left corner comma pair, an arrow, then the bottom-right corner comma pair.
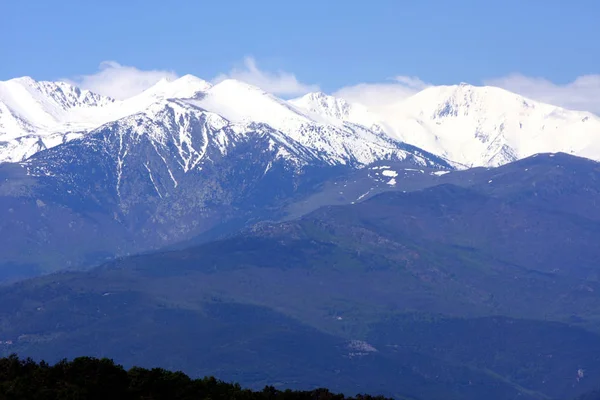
195,79 -> 311,131
303,91 -> 332,99
0,77 -> 115,140
8,76 -> 36,85
297,91 -> 345,103
290,92 -> 352,117
289,91 -> 381,130
177,74 -> 212,87
375,83 -> 600,167
405,83 -> 545,120
0,77 -> 120,162
212,78 -> 276,98
1,76 -> 114,112
133,74 -> 212,101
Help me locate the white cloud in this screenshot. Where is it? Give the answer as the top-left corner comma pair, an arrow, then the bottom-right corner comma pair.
484,74 -> 600,115
333,76 -> 430,114
66,60 -> 600,116
214,57 -> 319,97
393,76 -> 430,90
65,61 -> 178,100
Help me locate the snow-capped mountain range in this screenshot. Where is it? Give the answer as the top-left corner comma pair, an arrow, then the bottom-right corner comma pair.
0,75 -> 441,168
2,74 -> 600,168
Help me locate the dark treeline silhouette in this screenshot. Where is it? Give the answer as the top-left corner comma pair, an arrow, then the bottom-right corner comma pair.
0,355 -> 391,400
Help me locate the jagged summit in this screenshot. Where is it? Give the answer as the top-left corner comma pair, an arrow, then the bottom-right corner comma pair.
0,77 -> 118,161
2,76 -> 115,107
290,92 -> 352,119
134,74 -> 212,101
0,77 -> 114,132
289,91 -> 381,130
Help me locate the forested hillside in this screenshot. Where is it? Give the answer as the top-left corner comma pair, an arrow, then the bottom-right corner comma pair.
0,356 -> 392,400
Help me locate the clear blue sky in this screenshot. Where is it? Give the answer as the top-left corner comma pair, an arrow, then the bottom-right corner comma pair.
2,0 -> 599,91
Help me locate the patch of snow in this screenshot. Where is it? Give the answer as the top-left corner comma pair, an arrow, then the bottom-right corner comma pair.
144,163 -> 163,198
348,340 -> 378,354
356,190 -> 371,201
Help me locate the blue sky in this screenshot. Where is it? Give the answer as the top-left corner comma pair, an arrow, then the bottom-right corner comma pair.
2,0 -> 600,112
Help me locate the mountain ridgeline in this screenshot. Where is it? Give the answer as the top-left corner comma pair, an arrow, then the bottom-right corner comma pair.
3,75 -> 600,167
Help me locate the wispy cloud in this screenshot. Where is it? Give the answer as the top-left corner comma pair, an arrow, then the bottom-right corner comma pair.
65,61 -> 178,100
65,61 -> 600,116
333,76 -> 431,114
484,74 -> 600,115
214,57 -> 319,97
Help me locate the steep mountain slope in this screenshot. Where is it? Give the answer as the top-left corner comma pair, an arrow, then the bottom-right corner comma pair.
0,93 -> 450,279
295,84 -> 600,167
2,154 -> 600,399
